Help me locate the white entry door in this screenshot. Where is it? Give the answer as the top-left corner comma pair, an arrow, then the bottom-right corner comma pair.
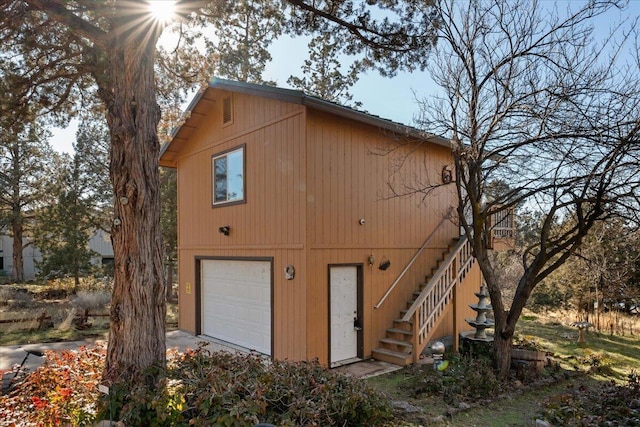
330,266 -> 360,366
201,259 -> 271,355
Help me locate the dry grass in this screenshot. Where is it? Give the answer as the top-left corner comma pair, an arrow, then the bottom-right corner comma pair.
0,278 -> 178,345
369,308 -> 640,426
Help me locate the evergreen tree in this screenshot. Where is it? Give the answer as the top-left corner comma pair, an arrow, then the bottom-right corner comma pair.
288,32 -> 367,107
0,0 -> 439,386
206,1 -> 284,84
33,120 -> 112,289
0,117 -> 55,282
160,167 -> 177,302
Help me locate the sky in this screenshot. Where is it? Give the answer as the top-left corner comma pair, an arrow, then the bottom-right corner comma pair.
49,35 -> 436,154
48,0 -> 637,153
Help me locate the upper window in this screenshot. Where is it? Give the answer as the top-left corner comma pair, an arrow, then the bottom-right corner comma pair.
212,146 -> 245,206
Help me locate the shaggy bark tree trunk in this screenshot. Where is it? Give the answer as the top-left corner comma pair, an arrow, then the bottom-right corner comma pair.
99,25 -> 166,384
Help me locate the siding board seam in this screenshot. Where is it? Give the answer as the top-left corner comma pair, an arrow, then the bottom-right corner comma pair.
172,109 -> 304,162
309,245 -> 450,250
178,244 -> 305,250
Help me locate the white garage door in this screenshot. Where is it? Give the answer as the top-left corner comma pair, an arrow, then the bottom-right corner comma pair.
201,259 -> 271,355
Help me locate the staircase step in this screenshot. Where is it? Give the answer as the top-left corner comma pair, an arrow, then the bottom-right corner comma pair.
393,318 -> 413,328
376,236 -> 468,368
372,348 -> 413,366
387,327 -> 412,337
380,337 -> 413,350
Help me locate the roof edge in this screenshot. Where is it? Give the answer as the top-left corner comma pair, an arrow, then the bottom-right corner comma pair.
160,78 -> 451,161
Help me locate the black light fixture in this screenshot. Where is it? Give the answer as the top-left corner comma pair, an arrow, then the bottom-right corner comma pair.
218,225 -> 230,236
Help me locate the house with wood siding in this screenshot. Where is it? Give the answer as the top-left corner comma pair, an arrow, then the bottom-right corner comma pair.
159,78 -> 512,367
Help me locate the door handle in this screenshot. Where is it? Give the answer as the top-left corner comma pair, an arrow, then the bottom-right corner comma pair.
353,317 -> 362,331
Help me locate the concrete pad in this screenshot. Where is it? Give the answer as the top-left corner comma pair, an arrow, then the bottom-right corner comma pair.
1,331 -> 403,380
0,331 -> 257,373
333,359 -> 402,379
0,338 -> 106,372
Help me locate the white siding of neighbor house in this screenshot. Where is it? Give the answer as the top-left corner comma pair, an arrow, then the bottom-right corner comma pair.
0,230 -> 113,281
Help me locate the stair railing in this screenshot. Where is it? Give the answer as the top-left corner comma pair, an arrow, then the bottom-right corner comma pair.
374,207 -> 454,310
401,234 -> 475,362
488,205 -> 515,248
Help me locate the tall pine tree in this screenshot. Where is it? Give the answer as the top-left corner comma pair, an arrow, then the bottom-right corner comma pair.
0,116 -> 55,282
33,120 -> 111,289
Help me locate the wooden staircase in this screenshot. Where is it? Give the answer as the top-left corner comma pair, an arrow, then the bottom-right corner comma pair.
372,236 -> 475,365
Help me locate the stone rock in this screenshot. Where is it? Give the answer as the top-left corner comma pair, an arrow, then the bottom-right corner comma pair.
458,402 -> 472,410
535,420 -> 551,427
431,415 -> 446,423
392,400 -> 422,413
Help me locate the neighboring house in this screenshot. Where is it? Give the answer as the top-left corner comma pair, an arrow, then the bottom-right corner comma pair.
0,236 -> 41,281
0,229 -> 114,280
160,78 -> 513,367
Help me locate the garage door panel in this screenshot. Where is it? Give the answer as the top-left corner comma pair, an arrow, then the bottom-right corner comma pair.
202,260 -> 271,355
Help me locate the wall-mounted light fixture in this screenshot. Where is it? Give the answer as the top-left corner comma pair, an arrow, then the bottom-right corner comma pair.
367,254 -> 375,267
441,165 -> 453,184
218,225 -> 230,236
285,265 -> 295,280
359,218 -> 366,225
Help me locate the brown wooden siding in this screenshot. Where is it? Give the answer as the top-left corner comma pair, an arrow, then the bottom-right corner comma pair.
171,89 -> 472,365
305,110 -> 456,249
175,106 -> 306,247
177,248 -> 306,361
304,110 -> 460,364
174,91 -> 308,361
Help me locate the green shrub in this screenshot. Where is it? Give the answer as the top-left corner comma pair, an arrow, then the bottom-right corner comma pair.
577,350 -> 614,375
174,347 -> 393,426
406,355 -> 502,405
541,371 -> 640,425
2,345 -> 393,426
513,334 -> 546,352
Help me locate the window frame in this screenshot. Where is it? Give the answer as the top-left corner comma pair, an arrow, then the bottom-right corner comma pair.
211,144 -> 246,208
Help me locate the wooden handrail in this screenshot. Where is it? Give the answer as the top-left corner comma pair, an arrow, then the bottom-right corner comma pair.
401,235 -> 469,322
374,207 -> 454,309
400,233 -> 476,361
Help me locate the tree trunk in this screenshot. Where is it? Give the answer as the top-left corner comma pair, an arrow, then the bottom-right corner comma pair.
165,261 -> 174,302
493,330 -> 513,378
11,212 -> 24,282
101,26 -> 166,385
